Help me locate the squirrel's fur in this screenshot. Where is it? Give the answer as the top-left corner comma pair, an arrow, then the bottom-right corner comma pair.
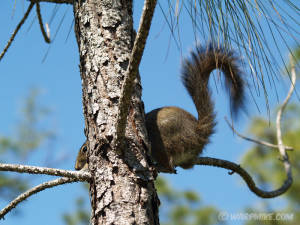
75,43 -> 245,173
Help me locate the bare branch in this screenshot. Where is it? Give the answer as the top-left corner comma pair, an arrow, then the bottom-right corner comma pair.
0,177 -> 77,219
115,0 -> 157,148
29,0 -> 73,4
0,163 -> 91,181
225,117 -> 294,151
196,157 -> 291,198
36,2 -> 51,43
275,54 -> 296,193
0,2 -> 34,61
218,55 -> 296,198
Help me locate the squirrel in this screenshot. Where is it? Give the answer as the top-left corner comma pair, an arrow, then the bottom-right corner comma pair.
75,43 -> 245,173
75,142 -> 89,171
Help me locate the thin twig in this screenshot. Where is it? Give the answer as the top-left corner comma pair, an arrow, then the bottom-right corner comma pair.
0,163 -> 91,181
36,2 -> 51,43
275,54 -> 296,192
115,0 -> 157,148
0,2 -> 34,61
225,117 -> 293,151
196,157 -> 291,198
221,55 -> 297,198
0,177 -> 77,219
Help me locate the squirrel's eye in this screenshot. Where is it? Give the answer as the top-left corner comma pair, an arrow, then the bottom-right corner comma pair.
82,146 -> 87,153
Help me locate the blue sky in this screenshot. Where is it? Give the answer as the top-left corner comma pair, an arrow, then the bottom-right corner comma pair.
0,1 -> 297,225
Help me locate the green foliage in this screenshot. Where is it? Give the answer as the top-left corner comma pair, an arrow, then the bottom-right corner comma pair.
156,176 -> 223,225
243,206 -> 299,225
0,88 -> 55,199
63,195 -> 90,225
16,89 -> 54,155
0,174 -> 27,199
242,56 -> 300,224
63,183 -> 90,225
242,106 -> 300,207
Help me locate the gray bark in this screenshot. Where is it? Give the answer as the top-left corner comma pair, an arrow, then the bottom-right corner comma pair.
73,0 -> 159,224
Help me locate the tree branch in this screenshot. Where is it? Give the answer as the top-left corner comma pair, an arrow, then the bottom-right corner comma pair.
219,55 -> 297,198
0,177 -> 77,219
0,163 -> 91,181
0,2 -> 34,61
225,117 -> 294,151
196,157 -> 292,198
36,2 -> 51,43
29,0 -> 73,4
275,54 -> 296,193
115,0 -> 157,148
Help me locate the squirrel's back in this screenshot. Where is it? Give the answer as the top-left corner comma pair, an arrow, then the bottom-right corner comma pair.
146,43 -> 245,173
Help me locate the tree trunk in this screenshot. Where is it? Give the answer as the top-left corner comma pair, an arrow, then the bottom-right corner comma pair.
73,1 -> 159,224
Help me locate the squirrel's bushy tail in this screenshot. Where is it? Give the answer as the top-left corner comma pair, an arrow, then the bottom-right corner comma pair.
181,43 -> 245,121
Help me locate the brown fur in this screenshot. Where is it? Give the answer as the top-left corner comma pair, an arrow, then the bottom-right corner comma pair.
145,44 -> 244,173
75,142 -> 88,171
75,44 -> 245,173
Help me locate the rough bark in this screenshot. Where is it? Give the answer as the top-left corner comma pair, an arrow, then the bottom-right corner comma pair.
73,1 -> 159,224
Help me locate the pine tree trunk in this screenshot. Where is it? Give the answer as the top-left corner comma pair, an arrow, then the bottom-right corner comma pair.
73,1 -> 159,224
